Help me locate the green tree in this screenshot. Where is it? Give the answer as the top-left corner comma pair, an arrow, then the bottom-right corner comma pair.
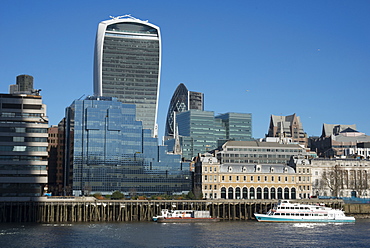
111,190 -> 124,199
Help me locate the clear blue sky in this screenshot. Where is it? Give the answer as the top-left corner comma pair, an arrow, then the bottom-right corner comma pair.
1,0 -> 369,140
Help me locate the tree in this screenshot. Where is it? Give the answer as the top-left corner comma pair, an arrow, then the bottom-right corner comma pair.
111,190 -> 124,199
320,165 -> 342,197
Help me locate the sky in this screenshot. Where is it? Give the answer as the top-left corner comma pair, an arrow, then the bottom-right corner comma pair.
1,0 -> 369,140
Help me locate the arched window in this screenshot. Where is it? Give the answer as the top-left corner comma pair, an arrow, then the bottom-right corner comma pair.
242,187 -> 248,199
270,187 -> 276,199
263,187 -> 269,199
221,187 -> 226,199
284,187 -> 290,199
257,187 -> 262,199
228,187 -> 234,199
291,188 -> 296,199
250,187 -> 255,199
235,187 -> 241,199
277,187 -> 283,199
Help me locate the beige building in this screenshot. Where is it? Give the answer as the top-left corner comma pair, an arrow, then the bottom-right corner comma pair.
310,158 -> 370,198
195,154 -> 303,200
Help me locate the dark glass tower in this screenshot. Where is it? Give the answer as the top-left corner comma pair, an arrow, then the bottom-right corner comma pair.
94,15 -> 161,136
164,83 -> 204,139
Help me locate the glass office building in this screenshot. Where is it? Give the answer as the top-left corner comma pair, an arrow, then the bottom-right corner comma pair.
65,96 -> 191,196
93,15 -> 161,136
166,110 -> 252,161
164,83 -> 203,139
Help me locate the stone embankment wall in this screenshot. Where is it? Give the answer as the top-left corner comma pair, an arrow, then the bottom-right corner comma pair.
0,197 -> 366,223
344,204 -> 370,218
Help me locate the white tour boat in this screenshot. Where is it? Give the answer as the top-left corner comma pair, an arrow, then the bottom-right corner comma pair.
152,209 -> 220,223
254,200 -> 355,223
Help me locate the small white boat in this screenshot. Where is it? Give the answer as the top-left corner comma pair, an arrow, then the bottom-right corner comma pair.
254,200 -> 355,223
152,209 -> 219,223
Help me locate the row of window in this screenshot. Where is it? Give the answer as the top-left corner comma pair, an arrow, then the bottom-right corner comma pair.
205,175 -> 295,183
225,148 -> 301,153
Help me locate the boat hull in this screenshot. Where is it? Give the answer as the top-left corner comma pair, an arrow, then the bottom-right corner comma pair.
254,213 -> 355,223
156,217 -> 220,223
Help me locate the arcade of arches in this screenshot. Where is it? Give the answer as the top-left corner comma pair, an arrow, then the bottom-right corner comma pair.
220,186 -> 297,199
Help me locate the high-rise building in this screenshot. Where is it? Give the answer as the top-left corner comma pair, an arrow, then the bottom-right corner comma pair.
93,15 -> 161,136
164,83 -> 204,139
0,76 -> 48,197
165,110 -> 252,161
64,96 -> 191,196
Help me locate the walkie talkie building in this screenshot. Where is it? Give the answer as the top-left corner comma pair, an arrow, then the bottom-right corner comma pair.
94,15 -> 161,136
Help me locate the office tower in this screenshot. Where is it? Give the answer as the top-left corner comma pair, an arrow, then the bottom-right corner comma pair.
267,113 -> 308,147
166,110 -> 252,161
65,96 -> 191,196
164,83 -> 204,139
215,112 -> 252,142
0,76 -> 48,197
94,15 -> 161,136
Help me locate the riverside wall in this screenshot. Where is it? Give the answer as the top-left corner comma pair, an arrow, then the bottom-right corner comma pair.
0,197 -> 365,223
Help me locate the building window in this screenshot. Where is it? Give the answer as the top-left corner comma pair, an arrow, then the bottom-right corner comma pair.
251,176 -> 254,181
229,176 -> 232,181
222,176 -> 225,181
272,176 -> 274,181
205,175 -> 208,181
285,177 -> 288,182
258,176 -> 261,181
264,176 -> 267,181
278,176 -> 281,182
243,176 -> 246,181
214,185 -> 217,190
236,176 -> 239,181
214,175 -> 217,181
205,185 -> 207,190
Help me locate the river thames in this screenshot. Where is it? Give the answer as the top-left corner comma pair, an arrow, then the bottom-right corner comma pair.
0,219 -> 369,247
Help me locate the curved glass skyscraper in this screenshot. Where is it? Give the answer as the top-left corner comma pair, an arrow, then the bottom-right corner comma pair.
94,15 -> 161,136
164,83 -> 204,139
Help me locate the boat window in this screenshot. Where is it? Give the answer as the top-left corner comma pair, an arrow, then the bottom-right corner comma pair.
275,213 -> 280,215
281,207 -> 285,209
300,213 -> 304,216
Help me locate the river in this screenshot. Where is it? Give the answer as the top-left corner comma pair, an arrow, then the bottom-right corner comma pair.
0,219 -> 369,247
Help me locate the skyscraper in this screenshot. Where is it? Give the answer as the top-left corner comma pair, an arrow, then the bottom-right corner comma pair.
164,83 -> 204,139
93,15 -> 161,136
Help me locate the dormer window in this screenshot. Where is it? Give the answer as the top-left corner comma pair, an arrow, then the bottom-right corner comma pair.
228,166 -> 232,172
242,166 -> 247,172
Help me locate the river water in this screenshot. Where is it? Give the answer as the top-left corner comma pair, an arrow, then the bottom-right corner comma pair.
0,219 -> 369,247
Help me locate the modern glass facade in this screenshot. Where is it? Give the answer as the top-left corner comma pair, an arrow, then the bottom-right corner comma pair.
215,113 -> 252,141
164,83 -> 203,139
93,15 -> 161,135
166,110 -> 253,161
65,96 -> 191,196
0,91 -> 48,197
